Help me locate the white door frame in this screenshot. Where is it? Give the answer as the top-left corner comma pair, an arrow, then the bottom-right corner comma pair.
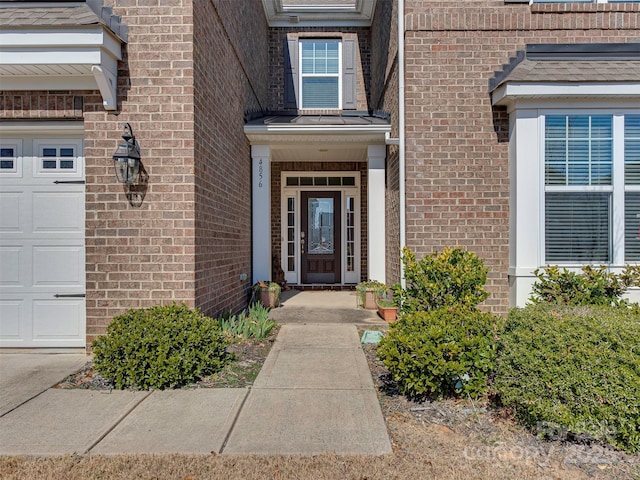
281,172 -> 361,285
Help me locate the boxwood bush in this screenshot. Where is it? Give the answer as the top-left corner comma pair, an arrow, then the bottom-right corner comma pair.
93,303 -> 231,390
494,303 -> 640,453
392,247 -> 489,315
377,307 -> 502,399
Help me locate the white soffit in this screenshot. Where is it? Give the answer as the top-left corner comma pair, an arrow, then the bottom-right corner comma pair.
492,82 -> 640,109
0,26 -> 123,110
262,0 -> 377,26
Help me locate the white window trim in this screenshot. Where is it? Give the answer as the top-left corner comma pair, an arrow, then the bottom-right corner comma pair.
507,105 -> 640,307
33,139 -> 84,178
538,109 -> 640,267
298,39 -> 343,110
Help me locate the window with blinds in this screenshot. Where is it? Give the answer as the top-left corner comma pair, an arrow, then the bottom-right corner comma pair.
544,113 -> 640,264
625,115 -> 640,261
300,39 -> 340,109
544,115 -> 613,263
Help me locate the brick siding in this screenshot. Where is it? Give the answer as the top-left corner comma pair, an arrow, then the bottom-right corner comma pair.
403,0 -> 640,313
193,0 -> 269,316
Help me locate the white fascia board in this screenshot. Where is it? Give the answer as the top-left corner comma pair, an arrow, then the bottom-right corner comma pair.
0,121 -> 84,134
244,124 -> 391,135
0,75 -> 96,90
492,82 -> 640,107
0,26 -> 123,111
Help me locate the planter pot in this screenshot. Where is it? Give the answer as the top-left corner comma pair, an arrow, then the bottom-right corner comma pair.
260,288 -> 279,308
377,304 -> 398,323
363,289 -> 378,309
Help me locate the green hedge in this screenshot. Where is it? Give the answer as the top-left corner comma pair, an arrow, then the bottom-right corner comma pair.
93,303 -> 231,390
377,307 -> 502,399
494,304 -> 640,453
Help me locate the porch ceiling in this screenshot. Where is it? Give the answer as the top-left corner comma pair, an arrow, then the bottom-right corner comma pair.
244,113 -> 391,162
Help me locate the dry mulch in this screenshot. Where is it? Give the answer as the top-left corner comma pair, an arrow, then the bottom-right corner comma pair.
54,328 -> 279,391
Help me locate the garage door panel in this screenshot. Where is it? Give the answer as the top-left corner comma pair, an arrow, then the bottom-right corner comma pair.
33,299 -> 84,341
0,136 -> 85,348
32,191 -> 84,234
0,299 -> 25,340
0,246 -> 24,286
0,191 -> 25,233
33,246 -> 84,287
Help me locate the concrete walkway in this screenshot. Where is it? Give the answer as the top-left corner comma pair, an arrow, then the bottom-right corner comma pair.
0,298 -> 391,456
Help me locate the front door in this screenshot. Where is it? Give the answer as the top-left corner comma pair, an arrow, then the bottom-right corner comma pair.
301,191 -> 341,283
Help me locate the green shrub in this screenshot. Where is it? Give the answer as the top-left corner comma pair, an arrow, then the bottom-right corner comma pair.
494,304 -> 640,453
377,307 -> 502,399
92,303 -> 231,390
530,264 -> 640,307
393,247 -> 489,315
218,302 -> 276,340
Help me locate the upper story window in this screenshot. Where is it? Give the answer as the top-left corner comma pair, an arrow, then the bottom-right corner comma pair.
284,36 -> 357,111
300,39 -> 341,109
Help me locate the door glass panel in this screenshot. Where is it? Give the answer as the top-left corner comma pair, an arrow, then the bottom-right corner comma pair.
308,197 -> 334,255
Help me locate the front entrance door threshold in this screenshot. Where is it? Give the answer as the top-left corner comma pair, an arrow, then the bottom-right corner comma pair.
287,284 -> 356,291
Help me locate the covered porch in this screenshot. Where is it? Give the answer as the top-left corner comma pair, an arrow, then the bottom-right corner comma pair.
245,113 -> 391,287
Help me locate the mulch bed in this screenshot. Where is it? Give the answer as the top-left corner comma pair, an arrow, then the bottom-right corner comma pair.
54,327 -> 279,391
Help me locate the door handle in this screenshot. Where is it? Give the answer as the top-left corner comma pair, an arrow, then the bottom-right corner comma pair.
301,231 -> 305,254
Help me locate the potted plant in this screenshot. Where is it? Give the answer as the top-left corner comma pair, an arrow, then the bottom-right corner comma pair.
376,288 -> 398,322
376,298 -> 398,322
356,280 -> 387,310
253,281 -> 281,309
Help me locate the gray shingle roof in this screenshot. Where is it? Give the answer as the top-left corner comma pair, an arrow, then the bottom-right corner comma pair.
489,43 -> 640,92
0,1 -> 127,41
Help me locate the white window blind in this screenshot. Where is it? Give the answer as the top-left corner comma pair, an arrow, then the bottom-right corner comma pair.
300,40 -> 340,109
544,115 -> 613,263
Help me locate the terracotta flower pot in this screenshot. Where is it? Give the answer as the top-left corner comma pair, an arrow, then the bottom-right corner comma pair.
377,303 -> 398,322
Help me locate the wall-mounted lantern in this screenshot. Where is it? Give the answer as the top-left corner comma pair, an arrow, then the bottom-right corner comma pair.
112,122 -> 141,184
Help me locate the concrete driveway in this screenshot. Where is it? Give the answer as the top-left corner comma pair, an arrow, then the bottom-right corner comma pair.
0,353 -> 87,417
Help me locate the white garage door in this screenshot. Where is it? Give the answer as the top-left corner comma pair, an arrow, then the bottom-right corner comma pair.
0,134 -> 85,348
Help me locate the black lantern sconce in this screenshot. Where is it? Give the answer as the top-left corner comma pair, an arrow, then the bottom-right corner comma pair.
112,123 -> 141,184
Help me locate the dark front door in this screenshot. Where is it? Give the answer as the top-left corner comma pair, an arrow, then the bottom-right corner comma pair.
301,191 -> 341,283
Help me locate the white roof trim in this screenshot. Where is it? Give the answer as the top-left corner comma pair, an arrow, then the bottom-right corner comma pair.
244,122 -> 390,146
0,26 -> 123,111
261,0 -> 377,27
492,82 -> 640,108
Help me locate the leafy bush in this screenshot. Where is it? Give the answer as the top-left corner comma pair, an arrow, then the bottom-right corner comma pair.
377,307 -> 502,399
393,247 -> 489,315
92,303 -> 231,390
530,264 -> 640,307
218,302 -> 276,340
494,304 -> 640,453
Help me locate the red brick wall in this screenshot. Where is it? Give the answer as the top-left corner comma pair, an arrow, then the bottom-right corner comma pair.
0,93 -> 84,119
79,0 -> 197,343
193,0 -> 269,316
404,0 -> 640,313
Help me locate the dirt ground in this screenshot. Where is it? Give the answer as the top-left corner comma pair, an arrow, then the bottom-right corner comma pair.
2,330 -> 639,480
